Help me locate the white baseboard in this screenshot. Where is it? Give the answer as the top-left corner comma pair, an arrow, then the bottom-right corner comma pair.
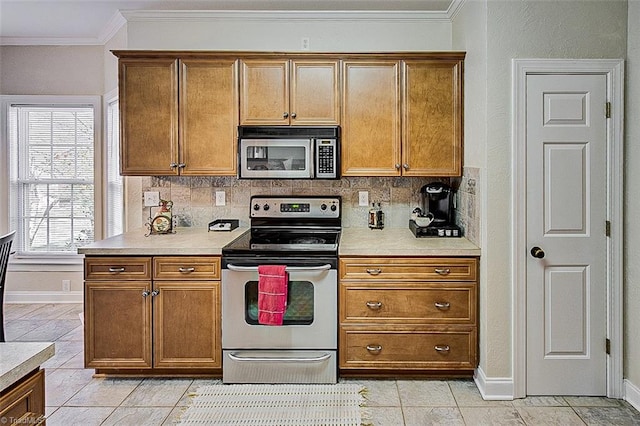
474,366 -> 514,400
4,290 -> 83,304
625,379 -> 640,412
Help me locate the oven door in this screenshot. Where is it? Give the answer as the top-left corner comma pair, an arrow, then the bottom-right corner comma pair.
239,139 -> 313,179
222,263 -> 337,349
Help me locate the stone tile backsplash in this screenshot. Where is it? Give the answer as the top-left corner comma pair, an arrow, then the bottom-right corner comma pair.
140,172 -> 480,243
455,167 -> 480,245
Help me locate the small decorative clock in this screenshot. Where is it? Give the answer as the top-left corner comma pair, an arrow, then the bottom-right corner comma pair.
149,199 -> 174,235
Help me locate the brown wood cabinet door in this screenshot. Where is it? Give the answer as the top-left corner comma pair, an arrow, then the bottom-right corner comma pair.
402,60 -> 463,176
239,60 -> 289,125
84,281 -> 152,368
153,281 -> 221,368
341,61 -> 401,176
290,60 -> 340,125
119,58 -> 179,176
180,59 -> 238,176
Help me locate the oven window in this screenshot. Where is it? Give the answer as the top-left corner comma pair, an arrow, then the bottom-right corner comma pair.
245,280 -> 314,325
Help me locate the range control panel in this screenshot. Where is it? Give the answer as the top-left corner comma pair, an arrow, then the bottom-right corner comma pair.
250,196 -> 341,218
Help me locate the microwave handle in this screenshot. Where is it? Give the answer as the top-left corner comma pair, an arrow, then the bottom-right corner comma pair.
226,264 -> 331,272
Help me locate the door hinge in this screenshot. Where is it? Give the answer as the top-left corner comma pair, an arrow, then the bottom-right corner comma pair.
606,220 -> 611,237
606,338 -> 611,355
606,102 -> 611,118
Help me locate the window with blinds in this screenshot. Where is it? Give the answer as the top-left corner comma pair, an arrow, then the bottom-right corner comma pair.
9,104 -> 95,254
106,99 -> 123,237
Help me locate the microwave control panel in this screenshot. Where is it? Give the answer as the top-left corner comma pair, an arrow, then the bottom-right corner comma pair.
315,139 -> 338,179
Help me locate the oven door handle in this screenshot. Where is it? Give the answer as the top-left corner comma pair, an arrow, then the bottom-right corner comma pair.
228,352 -> 332,363
226,264 -> 332,272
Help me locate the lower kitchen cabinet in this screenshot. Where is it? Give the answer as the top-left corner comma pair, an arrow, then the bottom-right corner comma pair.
84,256 -> 221,373
0,369 -> 45,425
339,256 -> 478,376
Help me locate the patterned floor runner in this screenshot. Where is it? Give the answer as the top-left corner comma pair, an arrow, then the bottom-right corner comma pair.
177,383 -> 368,425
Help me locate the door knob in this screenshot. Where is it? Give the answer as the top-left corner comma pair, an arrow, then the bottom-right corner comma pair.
530,246 -> 545,259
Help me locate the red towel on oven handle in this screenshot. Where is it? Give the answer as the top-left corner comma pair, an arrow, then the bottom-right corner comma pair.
257,265 -> 288,326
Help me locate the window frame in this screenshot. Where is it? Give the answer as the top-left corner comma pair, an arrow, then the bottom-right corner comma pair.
103,88 -> 124,238
1,95 -> 102,266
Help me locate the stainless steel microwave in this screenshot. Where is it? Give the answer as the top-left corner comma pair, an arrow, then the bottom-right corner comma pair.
238,126 -> 340,179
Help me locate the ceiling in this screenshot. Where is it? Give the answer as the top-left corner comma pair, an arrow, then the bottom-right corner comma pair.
0,0 -> 456,45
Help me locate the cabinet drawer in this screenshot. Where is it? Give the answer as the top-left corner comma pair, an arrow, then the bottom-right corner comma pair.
340,327 -> 476,370
0,368 -> 45,423
341,283 -> 476,324
153,256 -> 220,280
85,257 -> 152,280
340,257 -> 477,281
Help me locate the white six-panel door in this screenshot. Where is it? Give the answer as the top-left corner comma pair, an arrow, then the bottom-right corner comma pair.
526,74 -> 608,395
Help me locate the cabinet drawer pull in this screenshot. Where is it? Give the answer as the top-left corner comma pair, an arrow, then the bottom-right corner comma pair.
108,267 -> 125,273
365,268 -> 382,275
434,345 -> 450,353
366,345 -> 382,354
434,302 -> 451,310
142,290 -> 150,297
366,301 -> 383,310
434,268 -> 451,275
178,267 -> 196,273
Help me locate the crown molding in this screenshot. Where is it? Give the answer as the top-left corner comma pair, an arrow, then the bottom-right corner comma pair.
0,36 -> 103,46
98,10 -> 127,45
447,0 -> 467,19
119,9 -> 452,23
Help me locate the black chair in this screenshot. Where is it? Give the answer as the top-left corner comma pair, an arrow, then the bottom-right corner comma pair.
0,231 -> 16,342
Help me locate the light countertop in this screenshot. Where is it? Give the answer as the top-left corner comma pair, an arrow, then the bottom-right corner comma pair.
339,227 -> 480,256
78,225 -> 479,257
0,342 -> 55,392
77,226 -> 248,256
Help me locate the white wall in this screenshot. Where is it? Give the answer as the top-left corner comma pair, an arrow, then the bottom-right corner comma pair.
625,0 -> 640,398
453,0 -> 629,390
124,12 -> 452,51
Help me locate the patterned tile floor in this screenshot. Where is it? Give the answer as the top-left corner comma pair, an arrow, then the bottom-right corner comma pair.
4,303 -> 640,425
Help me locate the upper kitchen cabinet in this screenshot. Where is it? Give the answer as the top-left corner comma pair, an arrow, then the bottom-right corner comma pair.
402,60 -> 463,176
341,60 -> 401,176
180,59 -> 238,176
341,54 -> 464,177
115,52 -> 238,176
119,57 -> 179,176
239,59 -> 340,126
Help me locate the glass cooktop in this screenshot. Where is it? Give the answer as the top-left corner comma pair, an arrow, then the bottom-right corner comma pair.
222,228 -> 340,255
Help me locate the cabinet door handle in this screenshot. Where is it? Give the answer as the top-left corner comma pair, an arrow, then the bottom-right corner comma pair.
169,162 -> 178,169
178,163 -> 186,169
108,267 -> 125,273
434,345 -> 450,353
403,163 -> 409,170
434,302 -> 451,310
366,345 -> 382,354
366,301 -> 383,310
434,268 -> 451,275
291,112 -> 297,118
150,290 -> 160,297
395,163 -> 401,170
283,112 -> 289,118
178,267 -> 195,273
365,268 -> 382,275
142,290 -> 150,297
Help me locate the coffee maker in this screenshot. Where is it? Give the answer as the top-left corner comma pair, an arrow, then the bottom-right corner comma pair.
410,182 -> 462,238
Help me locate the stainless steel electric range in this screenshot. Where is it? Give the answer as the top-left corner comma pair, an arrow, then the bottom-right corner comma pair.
221,195 -> 341,384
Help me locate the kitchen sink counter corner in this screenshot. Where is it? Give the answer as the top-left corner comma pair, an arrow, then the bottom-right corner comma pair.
339,227 -> 480,257
77,225 -> 248,256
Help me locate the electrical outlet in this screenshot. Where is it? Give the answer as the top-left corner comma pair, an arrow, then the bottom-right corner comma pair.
62,279 -> 71,292
215,191 -> 226,206
143,191 -> 160,207
301,37 -> 310,50
358,191 -> 369,207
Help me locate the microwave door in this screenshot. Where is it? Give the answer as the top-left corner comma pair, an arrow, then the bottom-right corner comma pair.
240,139 -> 313,178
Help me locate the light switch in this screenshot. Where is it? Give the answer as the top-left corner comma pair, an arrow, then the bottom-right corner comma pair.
215,191 -> 226,206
